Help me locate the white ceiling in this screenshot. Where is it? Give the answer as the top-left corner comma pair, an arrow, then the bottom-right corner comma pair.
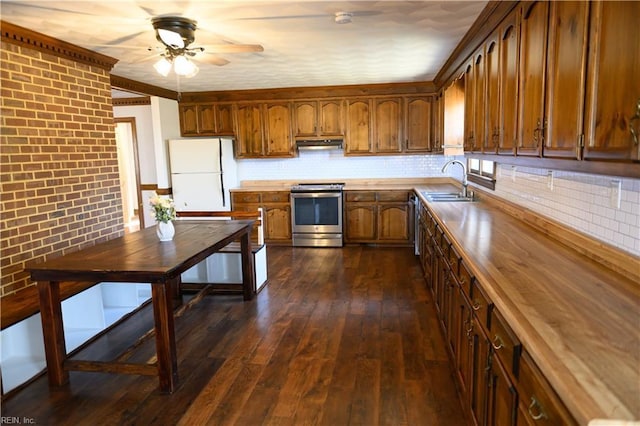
1,1 -> 487,95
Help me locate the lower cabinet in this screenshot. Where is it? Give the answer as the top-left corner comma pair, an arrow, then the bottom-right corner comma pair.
231,191 -> 292,244
344,190 -> 412,245
419,197 -> 577,426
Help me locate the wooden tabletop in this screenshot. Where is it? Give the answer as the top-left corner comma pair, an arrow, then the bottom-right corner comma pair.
415,186 -> 640,424
26,221 -> 254,283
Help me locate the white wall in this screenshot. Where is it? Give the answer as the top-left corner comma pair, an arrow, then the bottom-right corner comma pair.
113,104 -> 157,184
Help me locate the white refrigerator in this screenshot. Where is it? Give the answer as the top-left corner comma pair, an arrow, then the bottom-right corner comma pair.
168,138 -> 238,212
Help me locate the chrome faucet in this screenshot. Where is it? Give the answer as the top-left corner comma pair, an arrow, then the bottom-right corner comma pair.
441,159 -> 469,198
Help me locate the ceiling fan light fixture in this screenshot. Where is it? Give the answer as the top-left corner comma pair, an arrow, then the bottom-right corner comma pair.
152,16 -> 197,49
334,12 -> 353,24
153,57 -> 172,77
157,28 -> 185,49
173,55 -> 198,77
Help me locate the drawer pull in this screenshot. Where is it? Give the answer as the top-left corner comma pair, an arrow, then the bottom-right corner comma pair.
471,300 -> 481,311
491,335 -> 504,350
528,396 -> 547,421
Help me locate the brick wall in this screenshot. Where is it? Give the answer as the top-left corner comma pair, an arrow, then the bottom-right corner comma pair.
0,40 -> 123,296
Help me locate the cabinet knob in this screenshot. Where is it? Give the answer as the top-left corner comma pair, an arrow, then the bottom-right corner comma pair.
630,98 -> 640,145
491,334 -> 504,350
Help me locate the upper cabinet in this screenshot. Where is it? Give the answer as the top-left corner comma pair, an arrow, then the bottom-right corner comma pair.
498,7 -> 521,156
235,102 -> 294,158
374,98 -> 403,153
345,99 -> 373,154
518,1 -> 589,159
543,0 -> 589,159
405,97 -> 433,152
179,103 -> 234,136
517,1 -> 549,157
293,100 -> 344,138
583,1 -> 640,161
485,32 -> 501,154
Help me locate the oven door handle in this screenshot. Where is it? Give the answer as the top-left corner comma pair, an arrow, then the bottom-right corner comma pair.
291,192 -> 343,199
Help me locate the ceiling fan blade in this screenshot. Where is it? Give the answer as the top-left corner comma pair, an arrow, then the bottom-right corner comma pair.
200,44 -> 264,54
232,13 -> 328,22
198,55 -> 230,67
102,31 -> 150,47
1,1 -> 106,16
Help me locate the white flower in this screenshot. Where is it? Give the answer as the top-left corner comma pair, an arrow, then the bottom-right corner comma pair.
149,191 -> 176,223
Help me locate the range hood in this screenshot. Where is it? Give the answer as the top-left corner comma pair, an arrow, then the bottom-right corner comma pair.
296,139 -> 343,151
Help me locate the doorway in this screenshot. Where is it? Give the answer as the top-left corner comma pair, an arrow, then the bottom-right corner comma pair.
115,118 -> 144,233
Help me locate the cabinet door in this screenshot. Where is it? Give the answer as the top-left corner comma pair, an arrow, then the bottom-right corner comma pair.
374,98 -> 403,153
264,204 -> 292,242
464,61 -> 476,152
455,287 -> 474,402
345,204 -> 376,241
432,93 -> 444,153
319,100 -> 344,136
543,1 -> 589,159
487,354 -> 518,426
473,49 -> 487,153
486,33 -> 501,154
583,1 -> 640,161
470,322 -> 490,426
345,99 -> 372,154
197,104 -> 217,135
517,1 -> 549,156
498,9 -> 520,155
294,101 -> 317,137
377,203 -> 409,242
180,105 -> 199,136
264,103 -> 294,157
235,103 -> 264,158
215,103 -> 235,135
405,97 -> 432,152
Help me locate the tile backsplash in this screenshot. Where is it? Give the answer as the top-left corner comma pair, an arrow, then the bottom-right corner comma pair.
237,150 -> 451,180
493,165 -> 640,256
237,153 -> 639,256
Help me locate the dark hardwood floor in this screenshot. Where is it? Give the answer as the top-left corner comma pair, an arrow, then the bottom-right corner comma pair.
2,246 -> 466,425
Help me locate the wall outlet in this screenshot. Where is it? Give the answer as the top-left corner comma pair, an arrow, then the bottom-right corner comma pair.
547,170 -> 554,191
610,180 -> 621,209
511,166 -> 517,183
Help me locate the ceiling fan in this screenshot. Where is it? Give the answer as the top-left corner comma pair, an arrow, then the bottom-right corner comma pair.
149,16 -> 263,77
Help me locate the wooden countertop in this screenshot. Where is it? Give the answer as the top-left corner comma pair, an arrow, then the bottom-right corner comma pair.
414,186 -> 640,425
230,178 -> 452,192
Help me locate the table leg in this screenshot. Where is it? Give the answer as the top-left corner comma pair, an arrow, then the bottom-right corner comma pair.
37,281 -> 69,386
151,279 -> 178,393
240,229 -> 255,301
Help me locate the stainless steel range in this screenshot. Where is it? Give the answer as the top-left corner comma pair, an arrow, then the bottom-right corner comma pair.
291,183 -> 344,247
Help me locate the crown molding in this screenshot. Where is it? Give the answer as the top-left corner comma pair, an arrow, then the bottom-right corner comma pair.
110,75 -> 179,100
112,97 -> 152,106
0,20 -> 118,71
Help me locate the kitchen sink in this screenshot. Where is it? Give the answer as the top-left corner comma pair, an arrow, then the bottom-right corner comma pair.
423,192 -> 475,202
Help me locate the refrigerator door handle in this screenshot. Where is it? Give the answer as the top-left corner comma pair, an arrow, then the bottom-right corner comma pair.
218,138 -> 226,207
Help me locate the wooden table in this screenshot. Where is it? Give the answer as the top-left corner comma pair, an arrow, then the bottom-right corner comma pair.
26,220 -> 255,394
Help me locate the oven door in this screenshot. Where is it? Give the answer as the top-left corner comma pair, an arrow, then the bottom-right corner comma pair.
291,192 -> 343,234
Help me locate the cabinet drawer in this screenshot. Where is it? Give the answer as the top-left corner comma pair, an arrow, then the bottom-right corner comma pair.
345,191 -> 377,202
262,191 -> 290,203
448,243 -> 460,276
471,280 -> 491,332
490,308 -> 521,378
517,351 -> 577,426
439,231 -> 451,260
458,260 -> 474,297
232,192 -> 261,203
377,191 -> 409,202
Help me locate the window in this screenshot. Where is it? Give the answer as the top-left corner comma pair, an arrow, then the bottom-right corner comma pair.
467,158 -> 496,190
